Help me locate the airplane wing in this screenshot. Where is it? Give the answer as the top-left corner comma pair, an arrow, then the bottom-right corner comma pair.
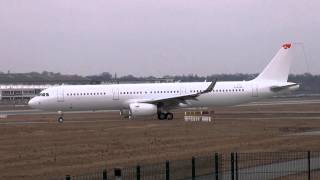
139,80 -> 217,105
270,83 -> 300,92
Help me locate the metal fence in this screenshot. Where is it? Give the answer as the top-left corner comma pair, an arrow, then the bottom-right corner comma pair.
54,151 -> 320,180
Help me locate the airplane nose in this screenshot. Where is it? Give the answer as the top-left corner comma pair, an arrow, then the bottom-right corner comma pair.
28,98 -> 38,108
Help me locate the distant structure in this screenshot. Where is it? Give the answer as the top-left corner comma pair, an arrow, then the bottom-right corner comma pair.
0,84 -> 52,104
0,73 -> 92,104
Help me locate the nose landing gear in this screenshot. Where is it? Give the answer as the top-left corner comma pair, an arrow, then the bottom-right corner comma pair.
58,116 -> 64,123
57,111 -> 64,123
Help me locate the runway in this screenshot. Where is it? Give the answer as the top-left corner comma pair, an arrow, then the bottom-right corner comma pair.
1,97 -> 320,126
238,98 -> 320,106
1,97 -> 320,116
0,119 -> 123,125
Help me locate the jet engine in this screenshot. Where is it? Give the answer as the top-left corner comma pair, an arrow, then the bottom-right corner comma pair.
129,103 -> 157,117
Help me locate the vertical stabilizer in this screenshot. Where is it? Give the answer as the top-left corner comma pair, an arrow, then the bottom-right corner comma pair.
254,43 -> 293,82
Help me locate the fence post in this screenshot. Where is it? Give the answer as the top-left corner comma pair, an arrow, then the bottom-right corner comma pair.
136,165 -> 141,180
192,157 -> 196,180
231,152 -> 235,180
103,169 -> 107,180
65,175 -> 71,180
215,153 -> 219,180
166,160 -> 170,180
235,152 -> 238,180
308,151 -> 311,180
114,168 -> 122,180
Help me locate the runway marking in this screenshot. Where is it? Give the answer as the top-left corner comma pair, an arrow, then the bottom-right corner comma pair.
0,110 -> 119,116
238,100 -> 320,106
286,131 -> 320,136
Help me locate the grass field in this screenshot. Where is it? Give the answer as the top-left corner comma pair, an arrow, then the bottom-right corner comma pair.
1,99 -> 320,179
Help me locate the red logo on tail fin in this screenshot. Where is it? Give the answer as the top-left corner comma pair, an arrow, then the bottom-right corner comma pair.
282,43 -> 291,49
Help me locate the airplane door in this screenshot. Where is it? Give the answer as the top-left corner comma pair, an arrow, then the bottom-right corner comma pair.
57,87 -> 64,102
252,84 -> 258,97
180,88 -> 186,95
112,89 -> 119,100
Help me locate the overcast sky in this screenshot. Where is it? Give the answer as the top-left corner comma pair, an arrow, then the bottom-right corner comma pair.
0,0 -> 319,76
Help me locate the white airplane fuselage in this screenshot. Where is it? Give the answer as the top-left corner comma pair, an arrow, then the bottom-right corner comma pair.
28,80 -> 297,112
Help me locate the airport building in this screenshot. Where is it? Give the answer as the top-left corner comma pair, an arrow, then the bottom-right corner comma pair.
0,85 -> 54,104
0,73 -> 92,104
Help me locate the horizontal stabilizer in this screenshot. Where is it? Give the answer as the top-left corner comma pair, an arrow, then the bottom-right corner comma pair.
270,83 -> 300,92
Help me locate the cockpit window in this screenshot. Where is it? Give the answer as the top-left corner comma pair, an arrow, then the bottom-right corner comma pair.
39,93 -> 49,96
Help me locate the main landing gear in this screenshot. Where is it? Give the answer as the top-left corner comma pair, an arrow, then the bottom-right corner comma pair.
57,111 -> 64,123
58,116 -> 64,123
158,112 -> 174,120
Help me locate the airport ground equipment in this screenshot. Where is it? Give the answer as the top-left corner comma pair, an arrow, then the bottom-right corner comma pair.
184,110 -> 213,122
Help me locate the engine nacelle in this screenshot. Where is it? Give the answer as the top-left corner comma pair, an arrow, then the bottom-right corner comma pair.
129,103 -> 157,117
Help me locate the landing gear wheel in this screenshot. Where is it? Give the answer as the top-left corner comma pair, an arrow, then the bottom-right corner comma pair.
58,117 -> 64,123
166,113 -> 173,120
158,113 -> 167,120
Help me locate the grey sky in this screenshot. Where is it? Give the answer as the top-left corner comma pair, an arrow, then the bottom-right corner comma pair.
0,0 -> 319,76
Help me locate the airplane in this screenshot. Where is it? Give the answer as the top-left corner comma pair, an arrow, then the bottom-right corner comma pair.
28,43 -> 299,123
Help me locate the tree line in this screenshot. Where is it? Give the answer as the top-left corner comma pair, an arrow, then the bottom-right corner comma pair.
0,71 -> 319,94
88,72 -> 319,94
